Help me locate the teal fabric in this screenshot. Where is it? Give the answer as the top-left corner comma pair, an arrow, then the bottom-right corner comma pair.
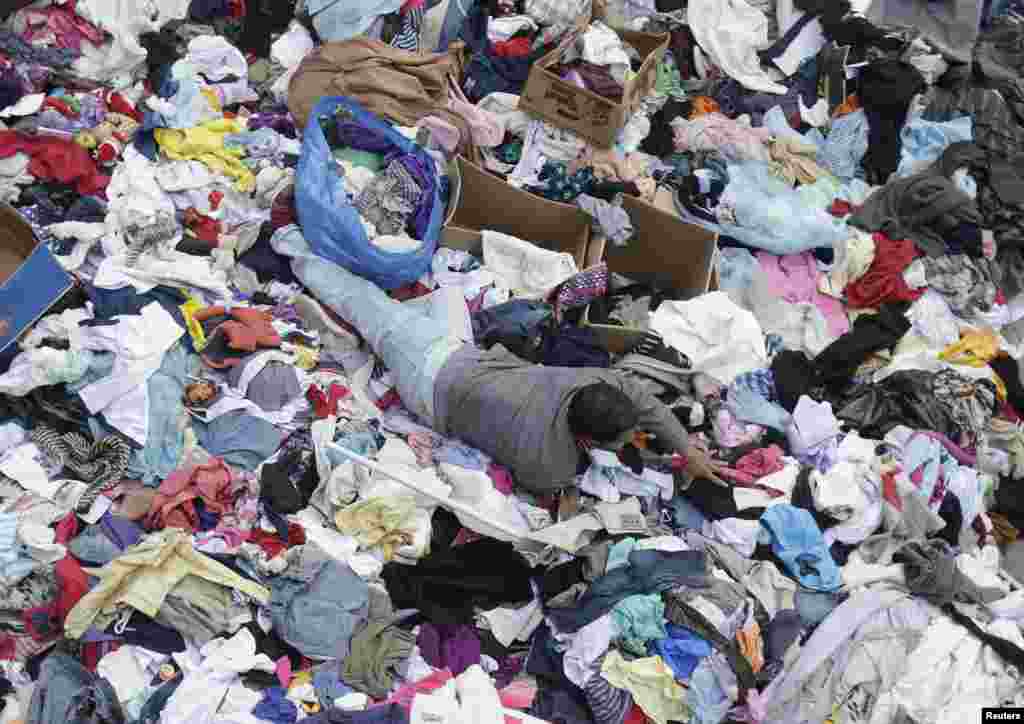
612,594 -> 668,656
606,538 -> 637,573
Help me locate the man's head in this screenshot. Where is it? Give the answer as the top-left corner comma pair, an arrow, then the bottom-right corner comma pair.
568,383 -> 639,450
184,381 -> 217,405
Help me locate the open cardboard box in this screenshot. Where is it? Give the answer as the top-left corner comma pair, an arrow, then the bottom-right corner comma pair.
440,156 -> 595,269
583,190 -> 719,354
0,203 -> 74,372
520,29 -> 669,148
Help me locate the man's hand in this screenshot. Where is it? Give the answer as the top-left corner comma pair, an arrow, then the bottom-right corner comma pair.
628,332 -> 691,369
686,444 -> 727,486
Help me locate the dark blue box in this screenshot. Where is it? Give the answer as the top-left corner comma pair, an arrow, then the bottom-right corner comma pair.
0,204 -> 74,372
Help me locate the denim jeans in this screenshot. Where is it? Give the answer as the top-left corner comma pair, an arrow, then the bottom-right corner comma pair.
272,225 -> 462,426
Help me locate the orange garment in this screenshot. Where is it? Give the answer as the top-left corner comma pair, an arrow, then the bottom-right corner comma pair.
690,96 -> 720,119
939,328 -> 1001,366
833,94 -> 861,118
194,305 -> 282,368
737,622 -> 764,673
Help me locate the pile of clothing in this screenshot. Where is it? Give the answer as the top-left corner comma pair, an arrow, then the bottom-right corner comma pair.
2,0 -> 1024,724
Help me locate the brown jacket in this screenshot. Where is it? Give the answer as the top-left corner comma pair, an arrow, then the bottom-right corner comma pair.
288,37 -> 477,159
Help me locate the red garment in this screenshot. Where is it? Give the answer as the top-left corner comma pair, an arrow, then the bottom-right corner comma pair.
184,206 -> 223,243
43,96 -> 77,118
270,186 -> 297,228
250,522 -> 306,558
388,281 -> 433,301
1000,400 -> 1023,423
881,471 -> 902,511
845,233 -> 924,308
624,705 -> 646,724
0,131 -> 109,195
376,389 -> 401,411
106,91 -> 143,123
145,458 -> 237,532
307,383 -> 350,419
54,555 -> 90,622
829,199 -> 855,217
54,511 -> 79,544
492,37 -> 532,57
720,444 -> 786,486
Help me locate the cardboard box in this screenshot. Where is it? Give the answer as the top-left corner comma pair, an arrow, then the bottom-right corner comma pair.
0,203 -> 74,372
583,193 -> 719,353
441,156 -> 593,269
520,29 -> 668,148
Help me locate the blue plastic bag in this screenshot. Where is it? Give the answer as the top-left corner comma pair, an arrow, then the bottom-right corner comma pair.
295,96 -> 441,290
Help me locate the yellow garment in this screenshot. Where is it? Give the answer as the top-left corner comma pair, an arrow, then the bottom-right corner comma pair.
200,87 -> 223,115
64,528 -> 270,639
155,119 -> 255,192
940,329 -> 1000,366
180,297 -> 207,351
290,344 -> 320,370
768,137 -> 833,185
600,652 -> 689,724
820,230 -> 876,298
335,496 -> 417,562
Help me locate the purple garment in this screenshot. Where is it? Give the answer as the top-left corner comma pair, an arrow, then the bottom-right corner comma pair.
335,121 -> 395,154
383,150 -> 437,239
917,430 -> 977,465
100,514 -> 145,551
794,437 -> 839,472
248,112 -> 298,138
33,96 -> 105,133
417,624 -> 481,675
491,653 -> 525,689
709,61 -> 818,125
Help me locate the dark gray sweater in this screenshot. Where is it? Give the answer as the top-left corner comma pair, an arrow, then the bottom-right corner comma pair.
433,345 -> 689,493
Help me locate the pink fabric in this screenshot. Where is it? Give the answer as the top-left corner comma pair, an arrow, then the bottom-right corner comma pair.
499,678 -> 537,709
756,251 -> 850,337
145,458 -> 236,531
488,464 -> 515,496
383,669 -> 453,709
417,116 -> 461,153
20,1 -> 104,52
381,669 -> 527,723
713,408 -> 765,449
719,445 -> 786,485
276,656 -> 292,687
672,113 -> 773,161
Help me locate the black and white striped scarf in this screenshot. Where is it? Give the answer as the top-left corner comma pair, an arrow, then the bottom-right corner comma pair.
31,425 -> 131,514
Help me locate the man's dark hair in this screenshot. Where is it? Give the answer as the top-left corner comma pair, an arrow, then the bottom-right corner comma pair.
567,383 -> 639,443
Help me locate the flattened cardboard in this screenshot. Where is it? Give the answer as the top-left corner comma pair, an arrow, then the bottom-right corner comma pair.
520,29 -> 668,148
441,157 -> 592,269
